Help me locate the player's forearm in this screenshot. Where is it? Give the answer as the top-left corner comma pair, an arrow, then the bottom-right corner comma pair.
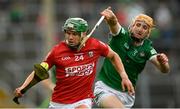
110,53 -> 129,79
106,14 -> 121,35
19,71 -> 35,89
151,55 -> 170,73
101,8 -> 121,35
158,62 -> 170,73
109,22 -> 121,35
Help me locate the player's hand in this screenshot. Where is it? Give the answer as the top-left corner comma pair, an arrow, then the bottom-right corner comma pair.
121,78 -> 135,96
100,7 -> 118,25
101,7 -> 113,19
157,53 -> 168,65
14,87 -> 23,98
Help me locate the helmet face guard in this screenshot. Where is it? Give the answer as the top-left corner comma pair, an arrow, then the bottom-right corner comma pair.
63,18 -> 88,49
129,14 -> 155,42
63,18 -> 88,33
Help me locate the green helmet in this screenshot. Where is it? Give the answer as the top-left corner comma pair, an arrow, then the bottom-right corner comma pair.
63,17 -> 88,32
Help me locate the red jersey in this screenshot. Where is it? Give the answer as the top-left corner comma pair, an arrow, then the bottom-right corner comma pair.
44,37 -> 109,104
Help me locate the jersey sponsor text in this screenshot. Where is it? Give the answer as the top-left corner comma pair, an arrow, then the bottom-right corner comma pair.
65,63 -> 95,77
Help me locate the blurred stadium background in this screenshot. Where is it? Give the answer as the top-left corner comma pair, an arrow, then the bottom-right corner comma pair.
0,0 -> 180,108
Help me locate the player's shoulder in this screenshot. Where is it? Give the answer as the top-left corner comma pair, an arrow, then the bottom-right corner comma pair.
88,37 -> 106,46
88,37 -> 97,41
143,39 -> 156,53
88,37 -> 105,43
144,38 -> 153,47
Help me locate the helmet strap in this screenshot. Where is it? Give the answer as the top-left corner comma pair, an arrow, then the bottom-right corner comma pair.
65,32 -> 84,50
131,33 -> 146,43
66,40 -> 79,50
80,32 -> 84,41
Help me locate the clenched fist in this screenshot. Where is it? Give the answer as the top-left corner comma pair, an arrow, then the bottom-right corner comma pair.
157,53 -> 168,65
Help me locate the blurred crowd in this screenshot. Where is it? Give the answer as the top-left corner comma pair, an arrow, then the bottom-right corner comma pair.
0,0 -> 180,108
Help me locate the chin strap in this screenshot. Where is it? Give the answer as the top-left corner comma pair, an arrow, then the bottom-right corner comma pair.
65,32 -> 86,50
65,39 -> 80,50
131,33 -> 147,43
131,36 -> 144,43
68,44 -> 79,50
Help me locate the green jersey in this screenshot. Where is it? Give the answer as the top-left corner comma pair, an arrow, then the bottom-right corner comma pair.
97,27 -> 157,91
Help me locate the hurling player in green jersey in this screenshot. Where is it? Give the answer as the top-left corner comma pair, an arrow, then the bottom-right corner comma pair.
94,7 -> 170,108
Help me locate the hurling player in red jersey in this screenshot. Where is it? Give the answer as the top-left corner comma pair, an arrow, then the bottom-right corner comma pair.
14,17 -> 134,108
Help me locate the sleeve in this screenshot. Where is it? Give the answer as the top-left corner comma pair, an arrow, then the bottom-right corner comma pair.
97,40 -> 109,57
147,47 -> 157,60
109,27 -> 128,44
43,46 -> 57,69
110,27 -> 127,37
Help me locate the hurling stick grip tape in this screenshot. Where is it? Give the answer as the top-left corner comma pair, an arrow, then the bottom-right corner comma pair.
13,97 -> 20,104
13,64 -> 49,104
12,74 -> 43,104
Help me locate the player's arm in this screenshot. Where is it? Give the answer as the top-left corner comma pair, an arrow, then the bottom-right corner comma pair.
14,71 -> 36,97
106,46 -> 135,95
101,7 -> 121,35
14,62 -> 49,96
150,53 -> 170,73
13,62 -> 49,104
